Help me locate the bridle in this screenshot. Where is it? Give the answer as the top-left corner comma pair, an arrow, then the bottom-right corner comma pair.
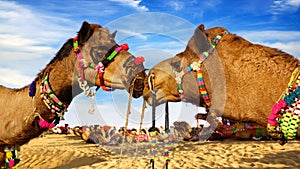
174,31 -> 228,108
73,35 -> 129,92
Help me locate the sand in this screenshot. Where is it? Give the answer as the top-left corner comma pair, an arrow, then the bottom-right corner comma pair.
17,134 -> 300,169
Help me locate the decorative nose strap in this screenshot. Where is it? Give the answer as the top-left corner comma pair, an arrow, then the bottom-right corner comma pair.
97,44 -> 130,91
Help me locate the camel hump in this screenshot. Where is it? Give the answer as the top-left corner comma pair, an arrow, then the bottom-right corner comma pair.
204,26 -> 229,39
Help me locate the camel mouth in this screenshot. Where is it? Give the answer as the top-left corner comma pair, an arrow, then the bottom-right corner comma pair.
131,69 -> 147,98
144,90 -> 181,106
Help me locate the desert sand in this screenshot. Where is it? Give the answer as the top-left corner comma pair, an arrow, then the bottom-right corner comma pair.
18,134 -> 300,169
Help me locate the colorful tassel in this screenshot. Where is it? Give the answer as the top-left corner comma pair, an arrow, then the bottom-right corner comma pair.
29,81 -> 36,97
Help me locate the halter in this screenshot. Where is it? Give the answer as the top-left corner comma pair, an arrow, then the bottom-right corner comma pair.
73,35 -> 129,92
175,31 -> 228,107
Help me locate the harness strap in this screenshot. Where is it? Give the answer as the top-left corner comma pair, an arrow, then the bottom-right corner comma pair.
176,31 -> 228,107
98,71 -> 112,91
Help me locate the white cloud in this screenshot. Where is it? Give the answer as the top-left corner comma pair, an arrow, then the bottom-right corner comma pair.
0,1 -> 75,87
270,0 -> 300,14
118,29 -> 148,40
109,0 -> 148,12
169,1 -> 184,11
0,68 -> 32,88
262,41 -> 300,57
237,30 -> 300,42
237,30 -> 300,58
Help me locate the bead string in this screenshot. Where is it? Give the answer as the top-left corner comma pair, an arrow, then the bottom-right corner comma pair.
176,31 -> 228,106
163,133 -> 170,166
35,74 -> 69,128
40,74 -> 68,116
197,69 -> 211,106
2,145 -> 20,169
150,131 -> 157,168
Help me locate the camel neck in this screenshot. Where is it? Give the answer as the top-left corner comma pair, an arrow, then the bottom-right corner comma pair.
40,52 -> 79,105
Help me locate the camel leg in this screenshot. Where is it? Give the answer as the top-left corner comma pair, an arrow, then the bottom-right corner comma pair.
0,145 -> 5,167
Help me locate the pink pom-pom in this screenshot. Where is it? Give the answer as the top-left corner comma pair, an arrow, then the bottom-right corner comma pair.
120,44 -> 129,51
268,114 -> 278,126
134,56 -> 145,65
271,100 -> 287,115
9,159 -> 14,167
49,123 -> 55,128
39,119 -> 49,128
278,100 -> 287,107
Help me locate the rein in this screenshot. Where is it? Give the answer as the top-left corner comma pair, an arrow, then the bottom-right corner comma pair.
147,72 -> 170,169
175,31 -> 228,107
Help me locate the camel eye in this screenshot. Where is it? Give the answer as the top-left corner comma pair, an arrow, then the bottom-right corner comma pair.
95,52 -> 105,59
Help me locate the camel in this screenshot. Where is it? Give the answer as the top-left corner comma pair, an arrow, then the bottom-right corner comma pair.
0,21 -> 146,167
143,24 -> 300,141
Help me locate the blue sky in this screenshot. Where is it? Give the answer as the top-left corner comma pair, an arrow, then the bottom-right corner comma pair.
0,0 -> 300,128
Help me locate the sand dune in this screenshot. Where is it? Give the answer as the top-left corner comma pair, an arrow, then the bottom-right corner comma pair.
18,134 -> 300,169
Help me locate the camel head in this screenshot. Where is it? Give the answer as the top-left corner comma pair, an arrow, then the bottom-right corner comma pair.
77,21 -> 146,98
143,24 -> 228,106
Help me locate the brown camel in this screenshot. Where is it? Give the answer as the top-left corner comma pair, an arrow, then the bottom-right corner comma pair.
143,24 -> 300,140
0,21 -> 146,167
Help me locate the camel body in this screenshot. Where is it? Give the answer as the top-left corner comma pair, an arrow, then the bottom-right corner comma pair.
143,24 -> 300,136
0,21 -> 146,166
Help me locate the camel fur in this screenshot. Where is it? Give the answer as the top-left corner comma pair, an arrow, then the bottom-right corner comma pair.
143,24 -> 300,137
0,21 -> 146,166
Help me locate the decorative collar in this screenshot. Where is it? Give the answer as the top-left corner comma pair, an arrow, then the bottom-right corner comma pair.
175,31 -> 228,106
38,73 -> 69,128
267,67 -> 300,144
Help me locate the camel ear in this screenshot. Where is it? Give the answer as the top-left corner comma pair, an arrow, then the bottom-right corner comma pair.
188,25 -> 210,54
111,30 -> 117,39
198,24 -> 205,32
78,21 -> 94,44
171,55 -> 185,72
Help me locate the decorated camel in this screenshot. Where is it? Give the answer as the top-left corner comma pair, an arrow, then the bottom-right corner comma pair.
0,21 -> 146,168
143,24 -> 300,143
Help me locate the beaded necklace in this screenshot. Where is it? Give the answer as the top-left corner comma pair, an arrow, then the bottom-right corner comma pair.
175,31 -> 228,107
38,73 -> 69,128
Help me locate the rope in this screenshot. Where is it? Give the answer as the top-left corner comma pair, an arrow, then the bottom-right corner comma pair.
77,78 -> 96,114
119,84 -> 133,155
164,102 -> 170,169
118,77 -> 135,169
150,88 -> 156,169
134,100 -> 147,157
